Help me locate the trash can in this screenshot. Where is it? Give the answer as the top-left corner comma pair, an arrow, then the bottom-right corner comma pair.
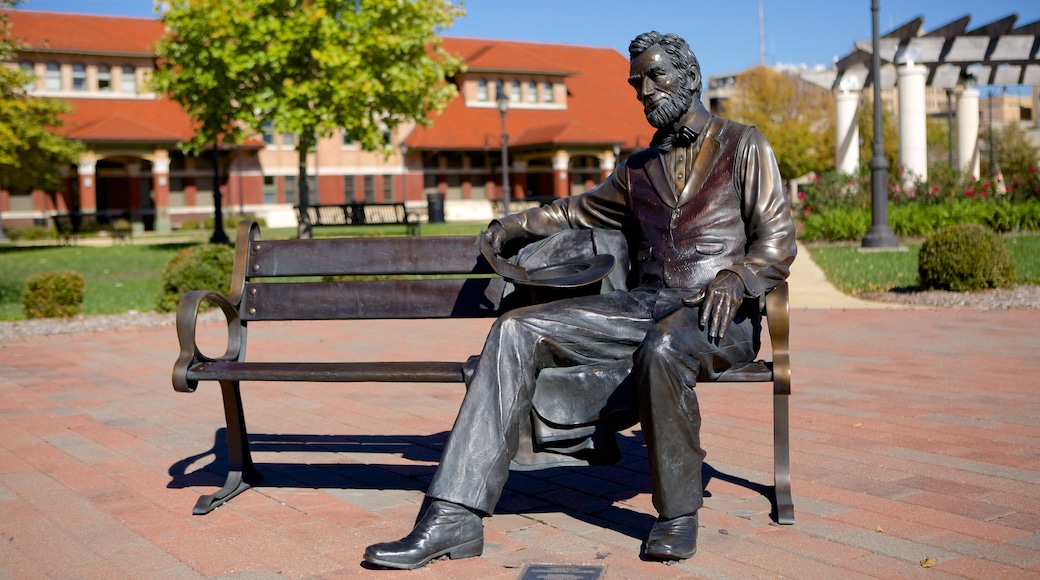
426,193 -> 445,223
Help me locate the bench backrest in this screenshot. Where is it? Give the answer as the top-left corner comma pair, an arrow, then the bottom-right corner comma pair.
303,203 -> 410,226
231,221 -> 504,321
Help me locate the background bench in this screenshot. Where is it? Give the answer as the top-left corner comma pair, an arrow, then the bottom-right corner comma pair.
300,202 -> 419,236
51,211 -> 134,245
172,220 -> 793,524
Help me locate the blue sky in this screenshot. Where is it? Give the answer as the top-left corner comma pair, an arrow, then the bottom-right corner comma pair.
16,0 -> 1040,86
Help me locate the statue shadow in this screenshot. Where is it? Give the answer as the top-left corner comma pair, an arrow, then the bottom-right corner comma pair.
168,428 -> 781,541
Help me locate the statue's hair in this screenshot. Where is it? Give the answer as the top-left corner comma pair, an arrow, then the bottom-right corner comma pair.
628,31 -> 702,99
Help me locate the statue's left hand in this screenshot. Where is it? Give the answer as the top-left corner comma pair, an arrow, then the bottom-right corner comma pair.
699,271 -> 744,340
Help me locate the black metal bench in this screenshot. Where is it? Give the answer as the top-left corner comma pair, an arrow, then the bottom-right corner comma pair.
51,211 -> 134,245
300,202 -> 420,236
172,220 -> 794,525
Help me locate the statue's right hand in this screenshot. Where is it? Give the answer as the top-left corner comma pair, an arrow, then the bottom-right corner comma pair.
483,223 -> 509,255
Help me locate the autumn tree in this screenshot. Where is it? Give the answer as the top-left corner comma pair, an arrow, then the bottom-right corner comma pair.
152,0 -> 464,238
726,66 -> 835,182
0,0 -> 83,239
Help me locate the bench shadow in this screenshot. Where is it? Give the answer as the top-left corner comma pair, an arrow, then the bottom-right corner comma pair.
168,428 -> 781,540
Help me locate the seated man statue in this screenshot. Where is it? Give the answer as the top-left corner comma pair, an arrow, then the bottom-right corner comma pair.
365,30 -> 797,569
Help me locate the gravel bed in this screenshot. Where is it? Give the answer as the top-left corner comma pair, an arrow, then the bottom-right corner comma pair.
2,285 -> 1037,342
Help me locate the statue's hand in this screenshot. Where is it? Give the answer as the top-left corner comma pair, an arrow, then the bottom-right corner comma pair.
483,223 -> 509,255
699,271 -> 744,341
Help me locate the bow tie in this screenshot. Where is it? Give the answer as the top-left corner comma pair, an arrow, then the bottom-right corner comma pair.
654,125 -> 697,153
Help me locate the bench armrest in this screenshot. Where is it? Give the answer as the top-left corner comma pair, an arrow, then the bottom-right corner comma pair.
172,290 -> 245,393
764,281 -> 791,396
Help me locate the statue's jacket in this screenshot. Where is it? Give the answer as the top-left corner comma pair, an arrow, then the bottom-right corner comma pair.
492,103 -> 798,467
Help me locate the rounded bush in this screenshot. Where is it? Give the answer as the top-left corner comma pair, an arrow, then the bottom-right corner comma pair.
918,224 -> 1015,291
22,270 -> 85,319
156,244 -> 235,312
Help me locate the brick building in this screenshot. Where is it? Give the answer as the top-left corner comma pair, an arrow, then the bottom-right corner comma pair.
1,10 -> 650,231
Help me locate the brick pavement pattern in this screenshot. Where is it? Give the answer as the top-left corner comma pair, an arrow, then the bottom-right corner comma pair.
1,309 -> 1039,579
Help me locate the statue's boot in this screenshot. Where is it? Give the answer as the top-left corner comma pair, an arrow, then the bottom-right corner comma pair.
644,512 -> 698,560
364,501 -> 483,569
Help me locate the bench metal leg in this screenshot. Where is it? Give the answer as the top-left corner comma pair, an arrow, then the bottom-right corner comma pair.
773,391 -> 794,524
192,380 -> 262,515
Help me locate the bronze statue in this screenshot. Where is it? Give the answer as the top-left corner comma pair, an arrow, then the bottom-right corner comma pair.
364,31 -> 797,569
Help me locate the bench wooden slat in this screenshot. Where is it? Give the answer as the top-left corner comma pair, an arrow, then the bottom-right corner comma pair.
249,236 -> 491,277
188,361 -> 467,383
243,278 -> 505,320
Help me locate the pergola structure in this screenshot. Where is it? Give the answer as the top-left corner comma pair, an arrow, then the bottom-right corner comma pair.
809,13 -> 1040,181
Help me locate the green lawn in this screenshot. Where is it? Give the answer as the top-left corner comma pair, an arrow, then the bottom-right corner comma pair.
806,233 -> 1040,294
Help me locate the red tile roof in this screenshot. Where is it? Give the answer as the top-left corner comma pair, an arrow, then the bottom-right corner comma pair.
406,38 -> 652,151
4,10 -> 163,56
7,11 -> 652,153
58,98 -> 196,143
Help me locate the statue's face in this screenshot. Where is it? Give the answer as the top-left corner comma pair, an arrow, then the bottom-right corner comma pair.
628,45 -> 692,128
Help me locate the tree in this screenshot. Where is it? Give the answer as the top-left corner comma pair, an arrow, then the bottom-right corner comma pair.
152,0 -> 464,238
0,0 -> 83,239
726,66 -> 835,182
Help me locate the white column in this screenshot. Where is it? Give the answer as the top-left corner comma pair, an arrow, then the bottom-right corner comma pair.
896,61 -> 928,183
834,89 -> 861,175
957,87 -> 980,180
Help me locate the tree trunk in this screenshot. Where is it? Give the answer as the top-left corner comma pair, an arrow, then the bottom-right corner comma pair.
296,136 -> 313,240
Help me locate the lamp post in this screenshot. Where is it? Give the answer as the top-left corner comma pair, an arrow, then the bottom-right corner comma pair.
861,0 -> 900,249
946,88 -> 954,168
496,82 -> 511,217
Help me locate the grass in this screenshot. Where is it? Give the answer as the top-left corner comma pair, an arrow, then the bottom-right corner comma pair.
3,226 -> 1036,320
0,244 -> 190,320
807,232 -> 1040,294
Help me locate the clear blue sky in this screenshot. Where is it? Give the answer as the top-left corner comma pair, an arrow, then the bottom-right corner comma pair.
16,0 -> 1040,86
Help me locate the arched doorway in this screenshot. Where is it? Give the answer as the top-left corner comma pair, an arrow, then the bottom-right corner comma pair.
96,156 -> 155,230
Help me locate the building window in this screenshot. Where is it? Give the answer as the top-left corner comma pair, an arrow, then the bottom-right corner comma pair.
344,175 -> 356,202
341,128 -> 352,146
381,174 -> 394,202
263,176 -> 276,203
477,79 -> 488,102
71,63 -> 86,91
510,80 -> 521,104
363,175 -> 375,202
543,81 -> 553,103
284,176 -> 297,204
261,122 -> 275,146
307,174 -> 317,202
526,81 -> 536,104
45,62 -> 60,90
120,66 -> 136,93
282,133 -> 296,147
19,62 -> 34,91
97,65 -> 112,91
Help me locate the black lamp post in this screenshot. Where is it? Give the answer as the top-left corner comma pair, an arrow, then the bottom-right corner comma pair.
861,0 -> 900,249
496,82 -> 511,217
946,88 -> 955,168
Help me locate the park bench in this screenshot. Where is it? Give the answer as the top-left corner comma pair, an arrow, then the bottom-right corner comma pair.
172,220 -> 794,525
300,202 -> 420,236
51,212 -> 134,245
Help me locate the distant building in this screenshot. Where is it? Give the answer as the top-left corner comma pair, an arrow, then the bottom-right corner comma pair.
1,10 -> 650,231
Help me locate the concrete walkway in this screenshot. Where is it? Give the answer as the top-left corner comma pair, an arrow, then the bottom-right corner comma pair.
3,243 -> 1038,579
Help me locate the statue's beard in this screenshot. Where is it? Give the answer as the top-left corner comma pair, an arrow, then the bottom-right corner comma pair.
645,84 -> 695,128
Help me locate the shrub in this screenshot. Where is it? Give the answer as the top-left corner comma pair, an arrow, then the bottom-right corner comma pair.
918,224 -> 1015,291
156,244 -> 235,312
21,270 -> 85,319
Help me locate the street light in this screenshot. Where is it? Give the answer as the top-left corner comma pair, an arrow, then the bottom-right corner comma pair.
861,0 -> 900,249
496,81 -> 511,217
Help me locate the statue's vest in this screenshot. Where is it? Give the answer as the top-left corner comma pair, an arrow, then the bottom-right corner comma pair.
624,117 -> 754,291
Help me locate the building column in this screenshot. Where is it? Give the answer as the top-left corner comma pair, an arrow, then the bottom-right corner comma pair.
152,151 -> 172,233
956,87 -> 980,180
552,150 -> 569,198
77,156 -> 97,212
834,88 -> 860,175
512,160 -> 527,199
896,61 -> 928,183
599,149 -> 616,182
